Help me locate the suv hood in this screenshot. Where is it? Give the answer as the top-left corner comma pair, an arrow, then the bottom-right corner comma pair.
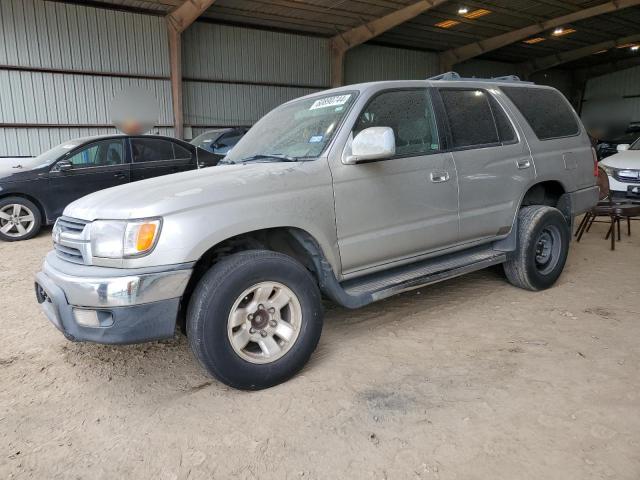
600,150 -> 640,169
65,162 -> 316,221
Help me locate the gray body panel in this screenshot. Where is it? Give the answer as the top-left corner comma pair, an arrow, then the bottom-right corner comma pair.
59,78 -> 596,284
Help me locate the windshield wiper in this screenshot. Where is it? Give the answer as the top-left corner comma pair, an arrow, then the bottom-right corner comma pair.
239,153 -> 299,163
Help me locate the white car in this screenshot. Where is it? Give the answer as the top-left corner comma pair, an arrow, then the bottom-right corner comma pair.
600,138 -> 640,198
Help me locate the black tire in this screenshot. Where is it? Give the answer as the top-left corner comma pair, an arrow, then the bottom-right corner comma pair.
0,196 -> 42,242
187,250 -> 323,390
503,205 -> 570,291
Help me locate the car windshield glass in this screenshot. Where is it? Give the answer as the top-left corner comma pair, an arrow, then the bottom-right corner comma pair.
15,141 -> 82,169
630,137 -> 640,150
190,130 -> 226,149
225,92 -> 357,163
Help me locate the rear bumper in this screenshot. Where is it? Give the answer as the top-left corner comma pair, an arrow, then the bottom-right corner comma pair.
566,185 -> 599,216
35,252 -> 193,344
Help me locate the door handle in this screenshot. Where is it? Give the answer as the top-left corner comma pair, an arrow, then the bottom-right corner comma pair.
430,171 -> 450,183
113,172 -> 126,179
516,159 -> 531,169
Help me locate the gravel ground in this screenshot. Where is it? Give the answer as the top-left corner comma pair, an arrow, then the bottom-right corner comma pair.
1,222 -> 639,480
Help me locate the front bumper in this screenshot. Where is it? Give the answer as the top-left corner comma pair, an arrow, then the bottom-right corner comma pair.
35,251 -> 193,344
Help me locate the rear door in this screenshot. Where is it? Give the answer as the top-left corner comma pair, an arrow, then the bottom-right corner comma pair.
48,138 -> 129,218
436,87 -> 535,242
129,137 -> 196,182
500,86 -> 593,191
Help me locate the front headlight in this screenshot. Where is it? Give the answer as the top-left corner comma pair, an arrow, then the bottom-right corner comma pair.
91,219 -> 161,258
600,164 -> 616,176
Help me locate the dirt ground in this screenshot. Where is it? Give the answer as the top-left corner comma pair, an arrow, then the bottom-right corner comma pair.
1,221 -> 639,480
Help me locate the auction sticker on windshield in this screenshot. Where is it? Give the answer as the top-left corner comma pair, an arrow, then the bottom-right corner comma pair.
310,94 -> 351,110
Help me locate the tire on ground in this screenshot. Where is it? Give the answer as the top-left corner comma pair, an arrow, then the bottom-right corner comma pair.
186,249 -> 323,390
0,196 -> 42,242
503,205 -> 570,291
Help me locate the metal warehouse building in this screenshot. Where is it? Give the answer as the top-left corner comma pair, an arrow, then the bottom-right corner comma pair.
1,0 -> 640,157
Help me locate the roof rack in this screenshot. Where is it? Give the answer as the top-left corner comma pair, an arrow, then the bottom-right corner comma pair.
427,71 -> 532,84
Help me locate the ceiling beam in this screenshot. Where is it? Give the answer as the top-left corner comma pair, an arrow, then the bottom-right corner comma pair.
439,0 -> 640,71
520,34 -> 640,75
329,0 -> 449,87
166,0 -> 216,140
166,0 -> 215,34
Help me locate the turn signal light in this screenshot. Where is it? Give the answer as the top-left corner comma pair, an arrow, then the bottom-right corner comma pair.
136,223 -> 158,252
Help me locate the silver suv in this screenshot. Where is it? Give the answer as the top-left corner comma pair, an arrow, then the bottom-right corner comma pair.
35,74 -> 598,390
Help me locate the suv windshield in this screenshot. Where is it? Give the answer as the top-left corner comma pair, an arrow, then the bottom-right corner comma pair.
224,92 -> 357,163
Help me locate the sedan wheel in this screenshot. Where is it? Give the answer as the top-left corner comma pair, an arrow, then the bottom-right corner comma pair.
0,203 -> 37,239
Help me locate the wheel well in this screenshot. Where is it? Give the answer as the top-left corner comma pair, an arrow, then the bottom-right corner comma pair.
0,193 -> 46,223
520,181 -> 565,208
177,227 -> 320,332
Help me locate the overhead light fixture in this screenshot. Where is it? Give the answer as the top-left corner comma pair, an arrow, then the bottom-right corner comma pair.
632,45 -> 640,51
552,27 -> 576,36
458,6 -> 469,14
523,37 -> 546,44
435,19 -> 460,28
616,43 -> 636,49
463,8 -> 491,19
593,49 -> 608,54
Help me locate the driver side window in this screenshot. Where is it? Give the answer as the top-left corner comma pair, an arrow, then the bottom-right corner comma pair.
66,139 -> 124,169
354,89 -> 440,157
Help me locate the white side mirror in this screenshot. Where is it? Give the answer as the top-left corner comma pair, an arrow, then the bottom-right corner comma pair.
344,127 -> 395,165
617,144 -> 630,152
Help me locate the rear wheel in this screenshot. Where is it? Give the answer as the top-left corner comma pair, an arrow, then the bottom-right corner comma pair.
0,197 -> 42,241
503,206 -> 570,291
187,250 -> 323,390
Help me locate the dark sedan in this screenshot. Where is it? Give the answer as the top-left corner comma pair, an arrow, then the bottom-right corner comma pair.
0,134 -> 220,241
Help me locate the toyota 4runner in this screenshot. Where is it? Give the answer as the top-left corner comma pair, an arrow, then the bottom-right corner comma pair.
35,74 -> 599,390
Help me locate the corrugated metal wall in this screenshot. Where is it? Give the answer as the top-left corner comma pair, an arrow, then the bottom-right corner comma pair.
583,66 -> 640,123
345,45 -> 440,84
181,23 -> 327,129
0,0 -> 172,156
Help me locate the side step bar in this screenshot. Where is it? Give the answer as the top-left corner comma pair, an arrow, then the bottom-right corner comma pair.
289,231 -> 507,310
341,247 -> 506,304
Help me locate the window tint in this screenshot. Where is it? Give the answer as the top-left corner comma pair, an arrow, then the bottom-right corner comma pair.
66,139 -> 124,168
173,143 -> 192,160
354,89 -> 440,157
440,89 -> 499,148
501,86 -> 579,140
489,97 -> 517,144
131,138 -> 174,163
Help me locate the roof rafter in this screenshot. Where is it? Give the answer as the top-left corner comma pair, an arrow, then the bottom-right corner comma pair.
439,0 -> 640,70
521,33 -> 640,75
330,0 -> 449,86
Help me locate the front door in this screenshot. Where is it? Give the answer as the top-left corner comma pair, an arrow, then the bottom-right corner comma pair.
331,88 -> 459,275
48,138 -> 130,219
437,88 -> 535,242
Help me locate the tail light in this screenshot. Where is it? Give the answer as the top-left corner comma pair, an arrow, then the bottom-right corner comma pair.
591,147 -> 598,177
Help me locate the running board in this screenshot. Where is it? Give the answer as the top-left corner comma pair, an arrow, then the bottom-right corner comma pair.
339,246 -> 506,306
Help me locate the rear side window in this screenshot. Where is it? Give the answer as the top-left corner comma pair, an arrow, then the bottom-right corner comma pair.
354,89 -> 440,157
439,89 -> 499,149
489,97 -> 517,144
501,87 -> 579,140
131,138 -> 174,163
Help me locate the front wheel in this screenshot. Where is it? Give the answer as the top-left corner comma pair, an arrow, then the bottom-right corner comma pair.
503,206 -> 570,291
0,197 -> 42,241
186,250 -> 323,390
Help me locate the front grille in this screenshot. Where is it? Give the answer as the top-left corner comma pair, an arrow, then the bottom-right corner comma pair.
53,216 -> 89,264
57,216 -> 88,234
